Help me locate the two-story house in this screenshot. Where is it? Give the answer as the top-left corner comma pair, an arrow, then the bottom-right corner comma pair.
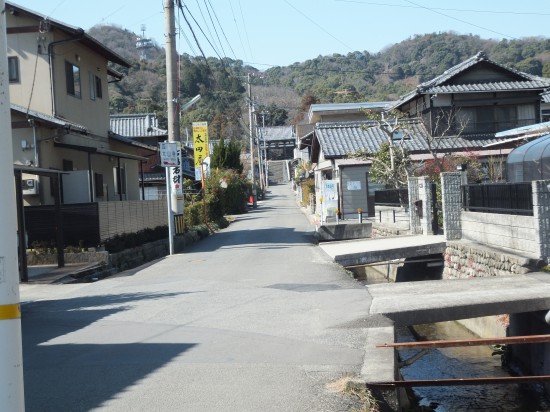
302,52 -> 550,218
6,2 -> 150,205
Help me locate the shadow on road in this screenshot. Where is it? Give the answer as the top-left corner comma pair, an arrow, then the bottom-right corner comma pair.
22,292 -> 197,411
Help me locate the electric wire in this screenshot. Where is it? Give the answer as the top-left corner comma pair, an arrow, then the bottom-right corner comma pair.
237,0 -> 254,61
202,0 -> 229,59
176,4 -> 213,74
194,0 -> 223,58
402,0 -> 516,40
182,4 -> 225,62
206,0 -> 238,60
282,0 -> 354,52
335,0 -> 550,16
228,0 -> 249,61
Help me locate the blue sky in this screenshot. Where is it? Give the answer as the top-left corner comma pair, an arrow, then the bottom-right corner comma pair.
10,0 -> 550,68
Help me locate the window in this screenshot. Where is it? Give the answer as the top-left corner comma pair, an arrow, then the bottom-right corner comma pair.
114,166 -> 126,195
62,159 -> 73,171
65,61 -> 81,98
94,173 -> 104,197
455,104 -> 536,135
89,72 -> 103,100
8,57 -> 19,83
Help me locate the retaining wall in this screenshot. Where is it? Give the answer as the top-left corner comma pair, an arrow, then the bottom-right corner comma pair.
443,241 -> 539,279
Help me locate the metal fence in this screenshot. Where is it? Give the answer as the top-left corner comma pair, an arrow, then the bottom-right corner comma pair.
462,182 -> 533,216
374,188 -> 409,206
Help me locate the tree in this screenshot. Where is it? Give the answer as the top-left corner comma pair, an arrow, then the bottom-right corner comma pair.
210,136 -> 243,174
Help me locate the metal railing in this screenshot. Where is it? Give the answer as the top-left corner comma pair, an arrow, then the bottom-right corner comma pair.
462,182 -> 533,216
374,188 -> 409,206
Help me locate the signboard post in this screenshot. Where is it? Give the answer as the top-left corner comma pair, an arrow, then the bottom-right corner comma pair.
159,141 -> 178,255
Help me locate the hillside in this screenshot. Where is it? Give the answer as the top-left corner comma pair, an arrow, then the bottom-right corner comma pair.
88,25 -> 550,134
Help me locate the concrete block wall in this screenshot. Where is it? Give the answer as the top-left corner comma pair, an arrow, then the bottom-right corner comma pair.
461,211 -> 538,256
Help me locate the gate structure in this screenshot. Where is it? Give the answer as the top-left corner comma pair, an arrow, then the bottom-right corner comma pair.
408,177 -> 436,235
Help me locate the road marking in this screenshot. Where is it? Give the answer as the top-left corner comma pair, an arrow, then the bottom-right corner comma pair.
0,304 -> 21,320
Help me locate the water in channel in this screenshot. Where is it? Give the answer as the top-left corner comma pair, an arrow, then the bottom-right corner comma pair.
396,322 -> 550,411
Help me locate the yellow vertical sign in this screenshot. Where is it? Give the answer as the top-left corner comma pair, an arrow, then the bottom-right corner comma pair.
192,121 -> 209,174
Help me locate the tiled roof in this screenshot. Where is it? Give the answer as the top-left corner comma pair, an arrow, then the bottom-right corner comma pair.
110,113 -> 167,138
314,119 -> 511,159
427,80 -> 550,94
259,126 -> 294,142
391,51 -> 550,109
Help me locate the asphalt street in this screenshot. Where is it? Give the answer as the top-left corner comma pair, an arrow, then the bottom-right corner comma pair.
20,183 -> 373,412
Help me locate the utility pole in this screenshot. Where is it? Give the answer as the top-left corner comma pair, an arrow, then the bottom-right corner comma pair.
164,0 -> 181,254
0,1 -> 25,409
248,73 -> 257,207
260,111 -> 269,189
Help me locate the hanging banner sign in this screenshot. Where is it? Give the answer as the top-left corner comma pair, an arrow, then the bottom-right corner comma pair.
159,142 -> 179,167
170,142 -> 183,197
192,121 -> 209,180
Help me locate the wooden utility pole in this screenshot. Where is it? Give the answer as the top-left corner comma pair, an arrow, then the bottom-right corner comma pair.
164,0 -> 181,254
248,74 -> 257,207
0,0 -> 25,409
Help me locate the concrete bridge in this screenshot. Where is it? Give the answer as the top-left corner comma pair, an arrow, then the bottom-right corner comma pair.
319,234 -> 446,267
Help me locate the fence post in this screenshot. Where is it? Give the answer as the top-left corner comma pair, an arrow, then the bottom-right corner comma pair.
441,172 -> 463,241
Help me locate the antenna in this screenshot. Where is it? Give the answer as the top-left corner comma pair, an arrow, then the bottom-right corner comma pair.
136,24 -> 152,61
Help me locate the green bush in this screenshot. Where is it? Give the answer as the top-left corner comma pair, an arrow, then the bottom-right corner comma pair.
300,178 -> 315,205
103,226 -> 168,253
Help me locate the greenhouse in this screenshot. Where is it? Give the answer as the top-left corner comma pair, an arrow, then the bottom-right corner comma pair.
506,133 -> 550,182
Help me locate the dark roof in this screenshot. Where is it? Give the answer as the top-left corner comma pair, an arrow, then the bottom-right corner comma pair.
313,119 -> 512,159
426,80 -> 550,94
391,51 -> 550,109
6,1 -> 130,68
109,132 -> 157,152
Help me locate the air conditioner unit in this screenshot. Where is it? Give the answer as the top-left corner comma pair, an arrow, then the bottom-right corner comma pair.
22,178 -> 39,195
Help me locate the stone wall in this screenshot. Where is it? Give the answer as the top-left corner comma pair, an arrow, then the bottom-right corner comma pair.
371,222 -> 410,238
443,241 -> 539,279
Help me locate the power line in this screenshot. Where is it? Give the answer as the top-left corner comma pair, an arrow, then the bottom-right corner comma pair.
335,0 -> 550,16
202,0 -> 228,59
237,0 -> 254,61
206,0 -> 238,60
228,0 -> 249,62
194,0 -> 223,58
282,0 -> 355,52
182,4 -> 225,62
402,0 -> 517,40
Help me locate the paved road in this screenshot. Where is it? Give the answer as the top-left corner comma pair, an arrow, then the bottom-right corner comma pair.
20,184 -> 372,412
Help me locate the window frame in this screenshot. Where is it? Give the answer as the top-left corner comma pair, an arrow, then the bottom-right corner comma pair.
65,61 -> 81,98
8,56 -> 19,83
89,72 -> 103,100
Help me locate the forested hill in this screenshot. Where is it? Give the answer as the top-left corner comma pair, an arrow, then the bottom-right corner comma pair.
88,25 -> 550,131
265,32 -> 550,104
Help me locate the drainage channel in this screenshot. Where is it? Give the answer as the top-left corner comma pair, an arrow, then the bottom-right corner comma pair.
355,258 -> 550,411
394,322 -> 550,411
